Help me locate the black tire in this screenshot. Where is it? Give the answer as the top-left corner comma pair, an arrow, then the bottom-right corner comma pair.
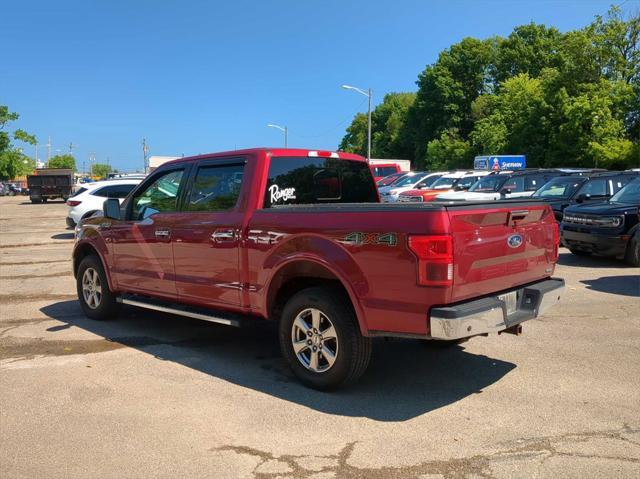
624,234 -> 640,267
76,255 -> 120,320
279,286 -> 371,391
569,248 -> 591,256
42,197 -> 48,203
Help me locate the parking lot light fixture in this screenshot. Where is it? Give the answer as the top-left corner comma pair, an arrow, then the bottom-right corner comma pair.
341,84 -> 372,162
267,123 -> 288,148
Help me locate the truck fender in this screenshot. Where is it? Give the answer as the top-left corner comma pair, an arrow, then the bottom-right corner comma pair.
263,234 -> 370,336
73,233 -> 116,292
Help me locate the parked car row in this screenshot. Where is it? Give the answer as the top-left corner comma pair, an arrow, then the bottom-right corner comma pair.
376,168 -> 640,266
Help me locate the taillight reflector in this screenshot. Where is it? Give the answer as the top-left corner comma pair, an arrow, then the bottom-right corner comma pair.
67,200 -> 81,207
552,221 -> 559,260
408,235 -> 454,286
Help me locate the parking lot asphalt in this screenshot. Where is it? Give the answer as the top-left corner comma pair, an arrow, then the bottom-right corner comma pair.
1,195 -> 639,479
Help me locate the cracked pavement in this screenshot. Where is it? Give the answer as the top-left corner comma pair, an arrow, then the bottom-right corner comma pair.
1,196 -> 639,478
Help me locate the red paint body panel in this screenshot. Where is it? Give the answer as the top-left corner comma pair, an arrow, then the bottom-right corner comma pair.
73,148 -> 559,337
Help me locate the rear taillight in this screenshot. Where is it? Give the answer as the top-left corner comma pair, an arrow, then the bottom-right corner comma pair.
67,200 -> 81,207
408,235 -> 454,286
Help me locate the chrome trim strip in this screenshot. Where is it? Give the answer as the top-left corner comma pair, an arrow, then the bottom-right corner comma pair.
117,298 -> 240,327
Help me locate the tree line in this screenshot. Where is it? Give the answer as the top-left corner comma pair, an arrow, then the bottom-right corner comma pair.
339,7 -> 640,170
0,106 -> 112,180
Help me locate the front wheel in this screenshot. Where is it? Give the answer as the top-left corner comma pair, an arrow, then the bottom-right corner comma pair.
625,235 -> 640,267
76,255 -> 120,320
279,286 -> 371,390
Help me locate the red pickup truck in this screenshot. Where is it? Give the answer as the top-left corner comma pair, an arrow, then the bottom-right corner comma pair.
72,148 -> 564,390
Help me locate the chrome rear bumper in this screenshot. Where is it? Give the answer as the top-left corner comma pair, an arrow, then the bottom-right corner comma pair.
429,278 -> 565,340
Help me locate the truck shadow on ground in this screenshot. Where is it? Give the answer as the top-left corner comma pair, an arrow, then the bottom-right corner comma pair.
557,251 -> 630,269
581,275 -> 640,297
40,300 -> 516,422
51,232 -> 75,240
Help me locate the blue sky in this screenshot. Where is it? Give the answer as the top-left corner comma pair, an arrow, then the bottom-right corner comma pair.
2,0 -> 636,171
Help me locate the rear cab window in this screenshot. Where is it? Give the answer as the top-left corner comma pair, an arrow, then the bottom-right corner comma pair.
263,157 -> 378,208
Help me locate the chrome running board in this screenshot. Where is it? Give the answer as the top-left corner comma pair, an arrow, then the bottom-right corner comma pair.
117,297 -> 242,327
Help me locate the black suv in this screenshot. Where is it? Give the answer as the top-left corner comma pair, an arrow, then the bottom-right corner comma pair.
532,171 -> 640,222
561,178 -> 640,266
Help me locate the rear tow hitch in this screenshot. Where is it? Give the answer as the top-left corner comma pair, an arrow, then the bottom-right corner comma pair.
500,324 -> 523,336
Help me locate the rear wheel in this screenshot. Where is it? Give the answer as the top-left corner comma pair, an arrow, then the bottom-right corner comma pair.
279,286 -> 371,390
30,198 -> 41,204
625,234 -> 640,267
76,255 -> 120,320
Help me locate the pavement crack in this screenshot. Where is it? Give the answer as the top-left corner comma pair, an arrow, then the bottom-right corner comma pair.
212,425 -> 640,478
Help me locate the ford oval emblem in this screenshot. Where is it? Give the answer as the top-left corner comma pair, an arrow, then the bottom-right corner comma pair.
508,234 -> 523,248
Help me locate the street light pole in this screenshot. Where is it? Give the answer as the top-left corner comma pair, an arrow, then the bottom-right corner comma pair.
267,124 -> 288,147
341,84 -> 372,162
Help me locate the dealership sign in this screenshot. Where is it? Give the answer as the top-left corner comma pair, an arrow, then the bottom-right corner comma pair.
474,155 -> 526,170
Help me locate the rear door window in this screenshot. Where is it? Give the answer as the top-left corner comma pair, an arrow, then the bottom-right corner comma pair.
264,157 -> 377,208
187,163 -> 245,211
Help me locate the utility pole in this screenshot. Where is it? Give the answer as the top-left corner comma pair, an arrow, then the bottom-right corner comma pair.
46,136 -> 52,166
142,138 -> 149,173
69,142 -> 75,155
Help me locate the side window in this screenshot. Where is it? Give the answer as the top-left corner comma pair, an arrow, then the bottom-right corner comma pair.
92,184 -> 137,199
187,164 -> 245,211
580,179 -> 607,197
503,176 -> 524,192
525,176 -> 543,191
131,169 -> 184,220
613,176 -> 634,194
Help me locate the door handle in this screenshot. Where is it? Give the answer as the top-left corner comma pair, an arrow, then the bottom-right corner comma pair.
211,229 -> 236,242
155,228 -> 171,238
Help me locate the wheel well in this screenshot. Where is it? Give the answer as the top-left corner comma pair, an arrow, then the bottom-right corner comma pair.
73,243 -> 99,278
267,261 -> 352,322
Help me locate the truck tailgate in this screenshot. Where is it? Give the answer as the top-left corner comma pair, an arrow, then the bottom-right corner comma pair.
446,202 -> 557,303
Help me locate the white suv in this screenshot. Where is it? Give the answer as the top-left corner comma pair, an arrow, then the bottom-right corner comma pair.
66,179 -> 141,227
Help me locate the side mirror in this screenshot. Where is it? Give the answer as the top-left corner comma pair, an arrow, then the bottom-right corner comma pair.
103,198 -> 121,220
576,193 -> 591,203
500,188 -> 511,197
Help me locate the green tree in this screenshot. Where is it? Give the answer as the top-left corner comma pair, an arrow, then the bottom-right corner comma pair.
0,105 -> 37,180
48,154 -> 76,171
339,112 -> 368,156
495,23 -> 563,84
471,74 -> 550,166
424,129 -> 473,170
339,92 -> 416,160
371,92 -> 416,159
91,163 -> 112,178
405,37 -> 498,163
